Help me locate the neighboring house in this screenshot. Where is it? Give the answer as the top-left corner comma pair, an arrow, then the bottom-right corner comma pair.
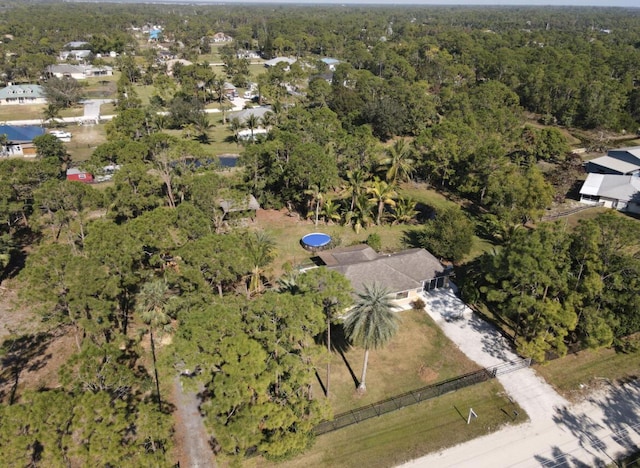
264,57 -> 296,68
211,32 -> 232,43
64,41 -> 90,49
218,194 -> 260,221
223,82 -> 237,98
320,57 -> 340,71
0,84 -> 46,106
165,58 -> 192,76
579,173 -> 640,214
237,50 -> 260,59
585,146 -> 640,175
238,128 -> 268,141
148,28 -> 162,42
0,125 -> 45,157
229,106 -> 272,124
46,64 -> 113,80
316,245 -> 450,305
66,168 -> 94,183
311,72 -> 334,84
59,50 -> 92,61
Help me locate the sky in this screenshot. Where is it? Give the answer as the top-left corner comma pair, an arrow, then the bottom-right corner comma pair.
199,0 -> 639,5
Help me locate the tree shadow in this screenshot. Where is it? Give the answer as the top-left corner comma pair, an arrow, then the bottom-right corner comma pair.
588,378 -> 640,452
552,405 -> 607,454
0,226 -> 42,282
0,332 -> 52,404
534,445 -> 595,468
331,325 -> 359,389
401,228 -> 422,249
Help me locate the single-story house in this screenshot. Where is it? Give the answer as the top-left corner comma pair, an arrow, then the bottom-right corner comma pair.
579,173 -> 640,214
229,106 -> 272,125
46,64 -> 113,80
0,125 -> 45,157
238,128 -> 268,141
223,82 -> 238,98
317,245 -> 450,306
148,29 -> 162,41
0,84 -> 46,106
66,168 -> 94,183
218,194 -> 260,221
320,57 -> 340,71
211,32 -> 232,43
264,57 -> 296,68
585,146 -> 640,175
59,50 -> 92,61
164,58 -> 193,76
64,41 -> 90,49
237,50 -> 260,59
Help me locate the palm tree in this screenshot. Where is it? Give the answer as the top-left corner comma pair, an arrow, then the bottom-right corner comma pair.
380,139 -> 415,184
136,279 -> 174,411
229,117 -> 243,145
321,198 -> 342,225
391,197 -> 419,225
344,193 -> 374,234
342,169 -> 368,211
42,103 -> 62,127
191,112 -> 214,143
304,184 -> 324,226
219,100 -> 233,125
245,231 -> 277,296
343,283 -> 399,392
367,178 -> 397,225
245,114 -> 260,143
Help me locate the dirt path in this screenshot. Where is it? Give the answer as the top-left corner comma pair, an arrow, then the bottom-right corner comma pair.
172,376 -> 216,468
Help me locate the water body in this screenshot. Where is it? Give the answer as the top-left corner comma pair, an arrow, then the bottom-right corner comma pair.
219,155 -> 239,168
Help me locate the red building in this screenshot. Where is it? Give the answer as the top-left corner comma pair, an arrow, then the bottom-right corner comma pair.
66,168 -> 93,183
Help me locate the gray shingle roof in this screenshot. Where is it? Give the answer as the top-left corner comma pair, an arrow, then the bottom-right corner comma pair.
324,246 -> 445,295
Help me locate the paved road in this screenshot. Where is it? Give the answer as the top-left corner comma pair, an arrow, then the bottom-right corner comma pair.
2,97 -> 248,127
400,289 -> 640,467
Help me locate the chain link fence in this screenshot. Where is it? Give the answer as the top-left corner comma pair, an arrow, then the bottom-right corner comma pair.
314,357 -> 531,436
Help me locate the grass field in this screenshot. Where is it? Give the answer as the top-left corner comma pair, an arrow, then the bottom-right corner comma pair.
535,345 -> 640,401
319,308 -> 484,414
253,379 -> 523,468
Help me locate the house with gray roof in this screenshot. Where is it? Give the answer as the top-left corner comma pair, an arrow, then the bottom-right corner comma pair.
579,173 -> 640,214
229,106 -> 272,124
316,245 -> 450,305
585,146 -> 640,175
59,50 -> 92,61
0,84 -> 46,106
46,64 -> 113,80
264,57 -> 296,68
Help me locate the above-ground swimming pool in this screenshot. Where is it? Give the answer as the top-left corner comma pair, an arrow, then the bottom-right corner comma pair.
300,233 -> 333,252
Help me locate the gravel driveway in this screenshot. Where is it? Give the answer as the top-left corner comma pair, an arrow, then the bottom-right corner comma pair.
400,288 -> 640,467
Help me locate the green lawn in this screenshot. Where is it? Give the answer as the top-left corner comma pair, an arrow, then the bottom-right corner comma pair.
0,104 -> 46,122
535,345 -> 640,401
319,309 -> 484,414
254,380 -> 524,468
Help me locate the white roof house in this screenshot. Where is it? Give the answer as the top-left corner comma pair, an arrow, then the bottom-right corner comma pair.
46,64 -> 113,80
579,173 -> 640,214
585,146 -> 640,176
264,57 -> 296,68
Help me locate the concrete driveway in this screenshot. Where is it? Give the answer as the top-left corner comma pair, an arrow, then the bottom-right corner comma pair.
399,288 -> 640,467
